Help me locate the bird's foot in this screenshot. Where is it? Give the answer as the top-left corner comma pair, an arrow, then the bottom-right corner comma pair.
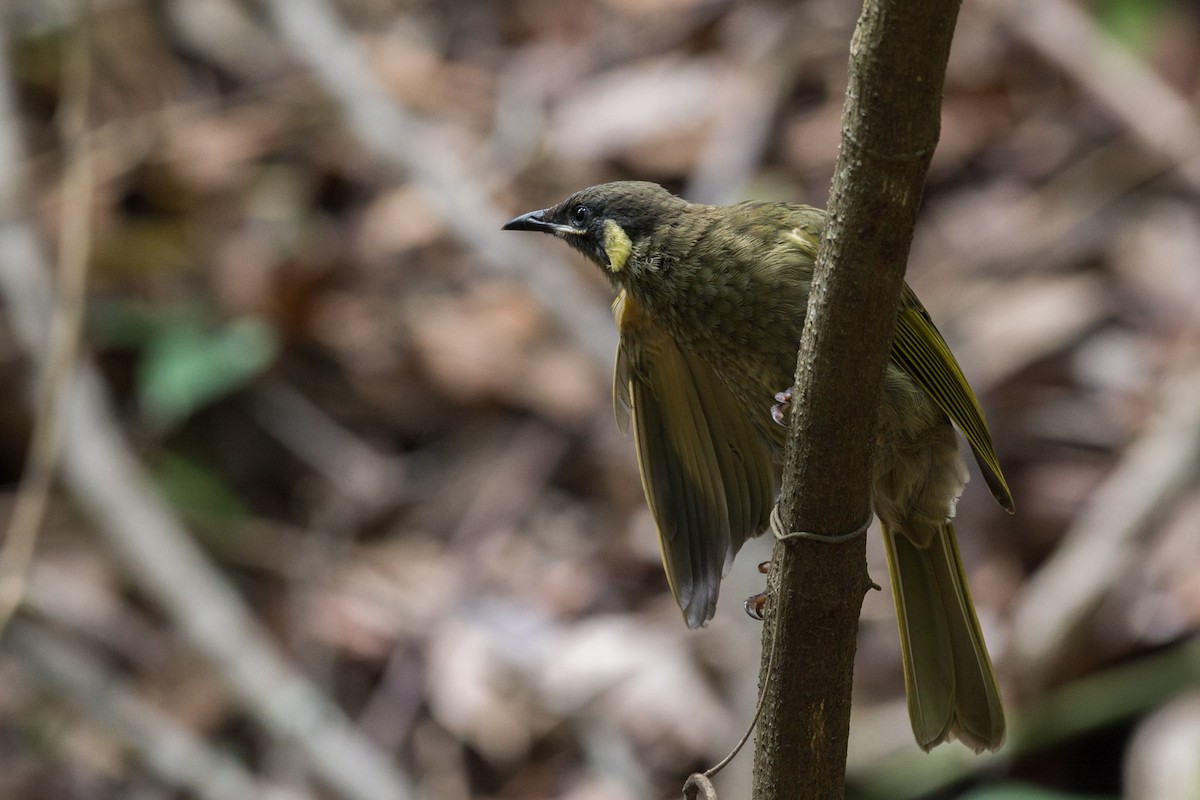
770,387 -> 795,426
743,561 -> 773,620
744,593 -> 767,621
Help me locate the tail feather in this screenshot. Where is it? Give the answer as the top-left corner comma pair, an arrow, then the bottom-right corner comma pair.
881,521 -> 1005,752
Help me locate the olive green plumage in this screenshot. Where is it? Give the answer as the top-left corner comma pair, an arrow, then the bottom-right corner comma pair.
504,181 -> 1012,752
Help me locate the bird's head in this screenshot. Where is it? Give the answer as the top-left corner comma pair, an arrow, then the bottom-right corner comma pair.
503,181 -> 686,277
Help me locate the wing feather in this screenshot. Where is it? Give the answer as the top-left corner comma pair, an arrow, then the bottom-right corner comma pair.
891,286 -> 1014,512
613,290 -> 776,627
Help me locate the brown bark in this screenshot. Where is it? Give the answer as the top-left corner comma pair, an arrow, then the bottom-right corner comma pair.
751,1 -> 962,798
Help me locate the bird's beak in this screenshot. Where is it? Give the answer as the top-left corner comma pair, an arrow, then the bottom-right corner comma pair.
502,209 -> 582,236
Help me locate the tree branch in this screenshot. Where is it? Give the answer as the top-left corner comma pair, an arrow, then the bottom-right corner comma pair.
751,1 -> 962,798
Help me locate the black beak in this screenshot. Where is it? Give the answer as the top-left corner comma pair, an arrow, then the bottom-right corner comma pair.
502,208 -> 552,232
502,208 -> 579,236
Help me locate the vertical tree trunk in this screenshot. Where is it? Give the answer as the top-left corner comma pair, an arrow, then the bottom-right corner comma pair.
751,2 -> 963,798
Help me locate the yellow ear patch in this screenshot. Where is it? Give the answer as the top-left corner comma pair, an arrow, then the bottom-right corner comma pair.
603,219 -> 633,272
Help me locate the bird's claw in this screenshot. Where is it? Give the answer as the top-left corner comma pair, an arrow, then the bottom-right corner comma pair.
744,592 -> 768,621
770,387 -> 795,426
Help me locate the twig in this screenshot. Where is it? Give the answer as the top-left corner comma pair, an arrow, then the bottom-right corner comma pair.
0,26 -> 414,800
684,614 -> 778,796
263,0 -> 617,369
0,0 -> 93,633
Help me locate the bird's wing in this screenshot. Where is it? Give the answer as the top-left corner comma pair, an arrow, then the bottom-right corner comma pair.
890,285 -> 1014,512
613,290 -> 776,628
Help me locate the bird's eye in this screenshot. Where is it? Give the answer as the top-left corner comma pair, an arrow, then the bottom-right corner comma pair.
570,205 -> 591,226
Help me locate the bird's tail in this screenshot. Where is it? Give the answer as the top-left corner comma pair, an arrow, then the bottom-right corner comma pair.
881,520 -> 1006,752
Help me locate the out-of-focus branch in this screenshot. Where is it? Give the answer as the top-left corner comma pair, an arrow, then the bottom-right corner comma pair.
1125,692 -> 1200,800
0,1 -> 93,632
684,5 -> 821,204
0,26 -> 413,800
252,382 -> 408,513
263,0 -> 617,369
1011,361 -> 1200,679
7,619 -> 303,800
857,0 -> 1200,717
983,0 -> 1200,191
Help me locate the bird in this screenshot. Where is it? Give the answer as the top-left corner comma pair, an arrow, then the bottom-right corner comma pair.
503,180 -> 1012,752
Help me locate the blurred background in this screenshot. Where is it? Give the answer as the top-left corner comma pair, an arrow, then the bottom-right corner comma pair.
0,0 -> 1199,798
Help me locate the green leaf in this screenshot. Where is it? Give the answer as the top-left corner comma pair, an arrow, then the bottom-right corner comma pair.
152,451 -> 249,544
1095,0 -> 1167,52
140,316 -> 279,430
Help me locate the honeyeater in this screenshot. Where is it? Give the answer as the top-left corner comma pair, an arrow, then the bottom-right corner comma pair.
503,181 -> 1012,752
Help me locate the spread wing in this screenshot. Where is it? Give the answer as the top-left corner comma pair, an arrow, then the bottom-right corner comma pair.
613,290 -> 776,627
890,285 -> 1014,512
